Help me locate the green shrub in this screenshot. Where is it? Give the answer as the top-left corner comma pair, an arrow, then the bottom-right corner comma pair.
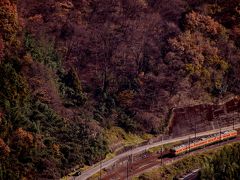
57,69 -> 87,107
24,33 -> 60,69
118,112 -> 138,133
201,143 -> 240,180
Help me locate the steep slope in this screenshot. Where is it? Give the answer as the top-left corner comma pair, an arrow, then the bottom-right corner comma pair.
0,0 -> 240,178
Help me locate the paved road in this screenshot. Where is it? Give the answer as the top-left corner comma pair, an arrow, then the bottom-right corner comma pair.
74,124 -> 240,180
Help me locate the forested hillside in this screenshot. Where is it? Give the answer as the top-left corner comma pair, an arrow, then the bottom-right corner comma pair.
0,0 -> 240,178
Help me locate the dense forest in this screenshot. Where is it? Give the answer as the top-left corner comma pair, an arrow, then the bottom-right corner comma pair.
201,142 -> 240,179
0,0 -> 240,178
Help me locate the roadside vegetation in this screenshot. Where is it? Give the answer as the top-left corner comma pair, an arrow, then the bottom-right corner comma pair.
104,126 -> 153,151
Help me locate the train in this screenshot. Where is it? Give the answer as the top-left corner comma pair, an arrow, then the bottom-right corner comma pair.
170,130 -> 238,156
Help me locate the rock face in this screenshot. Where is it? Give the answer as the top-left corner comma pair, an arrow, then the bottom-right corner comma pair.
169,96 -> 240,137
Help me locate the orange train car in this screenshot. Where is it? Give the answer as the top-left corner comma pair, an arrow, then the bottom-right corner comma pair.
170,130 -> 237,156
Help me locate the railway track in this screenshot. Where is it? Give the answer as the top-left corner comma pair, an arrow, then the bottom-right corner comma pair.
101,134 -> 240,180
73,124 -> 240,180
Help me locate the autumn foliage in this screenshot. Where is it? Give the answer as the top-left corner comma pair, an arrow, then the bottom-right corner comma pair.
0,0 -> 19,46
0,138 -> 10,158
13,128 -> 34,147
0,0 -> 240,178
185,11 -> 226,37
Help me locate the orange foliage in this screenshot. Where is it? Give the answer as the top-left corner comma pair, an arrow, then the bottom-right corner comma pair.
34,134 -> 45,150
0,0 -> 17,13
167,30 -> 229,91
52,143 -> 60,155
23,53 -> 33,64
14,128 -> 34,147
186,11 -> 226,37
0,138 -> 10,157
0,0 -> 19,46
28,14 -> 44,23
168,31 -> 218,65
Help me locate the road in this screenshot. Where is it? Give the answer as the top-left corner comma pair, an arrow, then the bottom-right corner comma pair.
74,123 -> 240,180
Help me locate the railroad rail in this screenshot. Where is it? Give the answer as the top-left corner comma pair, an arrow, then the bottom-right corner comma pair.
71,123 -> 240,180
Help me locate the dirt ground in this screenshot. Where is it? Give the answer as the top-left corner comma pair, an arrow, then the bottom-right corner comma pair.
169,97 -> 240,137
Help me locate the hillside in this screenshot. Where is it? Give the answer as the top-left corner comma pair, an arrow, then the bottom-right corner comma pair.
0,0 -> 240,178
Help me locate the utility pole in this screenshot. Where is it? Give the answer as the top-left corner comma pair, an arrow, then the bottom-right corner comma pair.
220,126 -> 222,141
195,121 -> 197,140
235,107 -> 240,130
219,120 -> 222,142
126,156 -> 129,180
239,107 -> 240,123
161,135 -> 163,165
161,126 -> 164,165
233,115 -> 235,130
188,136 -> 191,153
216,117 -> 221,144
99,161 -> 102,180
99,132 -> 103,180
